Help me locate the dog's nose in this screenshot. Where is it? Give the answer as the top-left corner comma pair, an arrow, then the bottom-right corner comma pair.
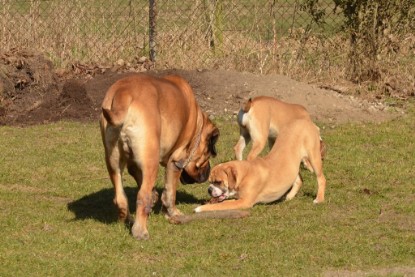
208,186 -> 213,195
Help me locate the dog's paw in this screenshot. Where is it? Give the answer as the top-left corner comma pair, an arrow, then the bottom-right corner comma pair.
131,223 -> 150,240
163,207 -> 184,219
285,194 -> 295,201
313,198 -> 324,204
194,206 -> 203,213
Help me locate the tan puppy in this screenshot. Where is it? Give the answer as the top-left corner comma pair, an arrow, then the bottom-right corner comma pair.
100,73 -> 219,240
194,119 -> 326,212
234,96 -> 311,161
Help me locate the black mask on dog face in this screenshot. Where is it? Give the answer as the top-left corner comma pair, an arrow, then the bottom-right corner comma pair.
180,162 -> 211,184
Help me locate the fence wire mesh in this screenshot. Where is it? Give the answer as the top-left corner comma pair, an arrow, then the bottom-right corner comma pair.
1,1 -> 338,69
1,0 -> 413,79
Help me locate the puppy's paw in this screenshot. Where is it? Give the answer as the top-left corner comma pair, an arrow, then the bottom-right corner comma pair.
285,194 -> 295,201
313,198 -> 324,204
194,206 -> 203,213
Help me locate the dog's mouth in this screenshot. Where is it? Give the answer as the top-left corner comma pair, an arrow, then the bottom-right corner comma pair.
217,194 -> 227,202
208,185 -> 228,202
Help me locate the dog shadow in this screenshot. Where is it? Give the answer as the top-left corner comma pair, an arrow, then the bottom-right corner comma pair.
67,186 -> 201,224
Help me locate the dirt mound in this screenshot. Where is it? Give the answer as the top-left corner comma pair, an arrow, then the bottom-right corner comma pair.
55,80 -> 95,121
22,80 -> 96,125
0,50 -> 400,126
158,69 -> 398,124
0,50 -> 96,125
0,49 -> 59,123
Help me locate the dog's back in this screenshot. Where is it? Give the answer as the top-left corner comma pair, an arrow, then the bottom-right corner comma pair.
234,96 -> 312,161
237,96 -> 310,131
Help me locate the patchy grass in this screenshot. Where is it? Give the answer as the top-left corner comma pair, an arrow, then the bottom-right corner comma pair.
0,112 -> 414,276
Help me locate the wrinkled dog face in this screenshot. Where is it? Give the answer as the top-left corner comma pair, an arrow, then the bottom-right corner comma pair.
180,118 -> 219,184
207,163 -> 237,201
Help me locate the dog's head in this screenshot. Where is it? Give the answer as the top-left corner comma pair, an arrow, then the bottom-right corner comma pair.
206,163 -> 238,201
179,113 -> 220,184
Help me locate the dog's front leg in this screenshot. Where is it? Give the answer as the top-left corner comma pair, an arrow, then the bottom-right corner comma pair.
194,199 -> 253,212
314,171 -> 326,204
161,161 -> 183,218
234,128 -> 251,160
286,174 -> 303,201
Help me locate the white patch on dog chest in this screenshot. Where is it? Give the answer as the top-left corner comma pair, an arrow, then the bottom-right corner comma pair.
268,122 -> 279,137
228,190 -> 237,198
238,110 -> 250,127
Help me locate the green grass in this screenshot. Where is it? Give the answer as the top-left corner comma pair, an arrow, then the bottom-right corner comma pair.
0,111 -> 414,276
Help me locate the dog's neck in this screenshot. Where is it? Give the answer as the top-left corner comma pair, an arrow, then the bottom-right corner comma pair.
177,111 -> 203,169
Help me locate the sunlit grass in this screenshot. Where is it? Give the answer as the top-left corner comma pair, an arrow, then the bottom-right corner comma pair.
0,112 -> 414,276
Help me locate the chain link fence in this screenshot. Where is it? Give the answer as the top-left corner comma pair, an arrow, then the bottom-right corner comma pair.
1,1 -> 340,70
1,0 -> 413,83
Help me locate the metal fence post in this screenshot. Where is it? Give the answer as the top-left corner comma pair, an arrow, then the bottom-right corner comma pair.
149,0 -> 157,63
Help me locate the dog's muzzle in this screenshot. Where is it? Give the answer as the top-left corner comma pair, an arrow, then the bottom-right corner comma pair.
208,184 -> 228,202
180,162 -> 211,184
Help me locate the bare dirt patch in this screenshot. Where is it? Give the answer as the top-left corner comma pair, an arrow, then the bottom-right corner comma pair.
324,266 -> 415,277
0,50 -> 400,126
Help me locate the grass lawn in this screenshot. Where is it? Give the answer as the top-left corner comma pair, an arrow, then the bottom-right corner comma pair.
0,108 -> 414,276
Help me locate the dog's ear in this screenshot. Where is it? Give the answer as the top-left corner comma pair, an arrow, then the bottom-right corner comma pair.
208,127 -> 220,157
226,166 -> 238,189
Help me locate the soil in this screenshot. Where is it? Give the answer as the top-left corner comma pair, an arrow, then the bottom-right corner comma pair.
0,50 -> 401,126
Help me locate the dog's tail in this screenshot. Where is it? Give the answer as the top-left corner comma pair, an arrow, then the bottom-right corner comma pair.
242,98 -> 252,113
102,92 -> 132,126
315,124 -> 327,160
236,98 -> 252,127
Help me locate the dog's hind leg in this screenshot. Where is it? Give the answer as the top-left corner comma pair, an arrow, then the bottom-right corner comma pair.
313,169 -> 326,204
129,129 -> 160,240
128,164 -> 159,208
285,174 -> 303,201
246,121 -> 269,161
301,158 -> 314,172
308,148 -> 326,204
105,146 -> 130,223
131,159 -> 159,240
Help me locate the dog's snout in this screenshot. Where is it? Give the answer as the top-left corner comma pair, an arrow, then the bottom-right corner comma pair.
208,186 -> 213,195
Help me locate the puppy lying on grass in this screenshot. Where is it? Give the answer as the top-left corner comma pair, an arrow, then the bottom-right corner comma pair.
195,118 -> 326,212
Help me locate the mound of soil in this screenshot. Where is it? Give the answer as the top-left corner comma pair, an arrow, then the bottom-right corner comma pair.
23,79 -> 96,124
0,49 -> 60,123
0,49 -> 400,126
0,50 -> 97,125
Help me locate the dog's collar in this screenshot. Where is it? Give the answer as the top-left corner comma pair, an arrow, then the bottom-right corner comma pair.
175,114 -> 203,170
183,130 -> 201,169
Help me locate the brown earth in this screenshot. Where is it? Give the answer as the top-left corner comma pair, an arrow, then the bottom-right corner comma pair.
0,50 -> 401,126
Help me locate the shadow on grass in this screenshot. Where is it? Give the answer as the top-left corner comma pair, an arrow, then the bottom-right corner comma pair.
67,186 -> 201,224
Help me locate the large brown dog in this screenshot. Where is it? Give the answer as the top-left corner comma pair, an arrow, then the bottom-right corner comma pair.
194,119 -> 326,212
234,96 -> 311,161
100,73 -> 219,240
